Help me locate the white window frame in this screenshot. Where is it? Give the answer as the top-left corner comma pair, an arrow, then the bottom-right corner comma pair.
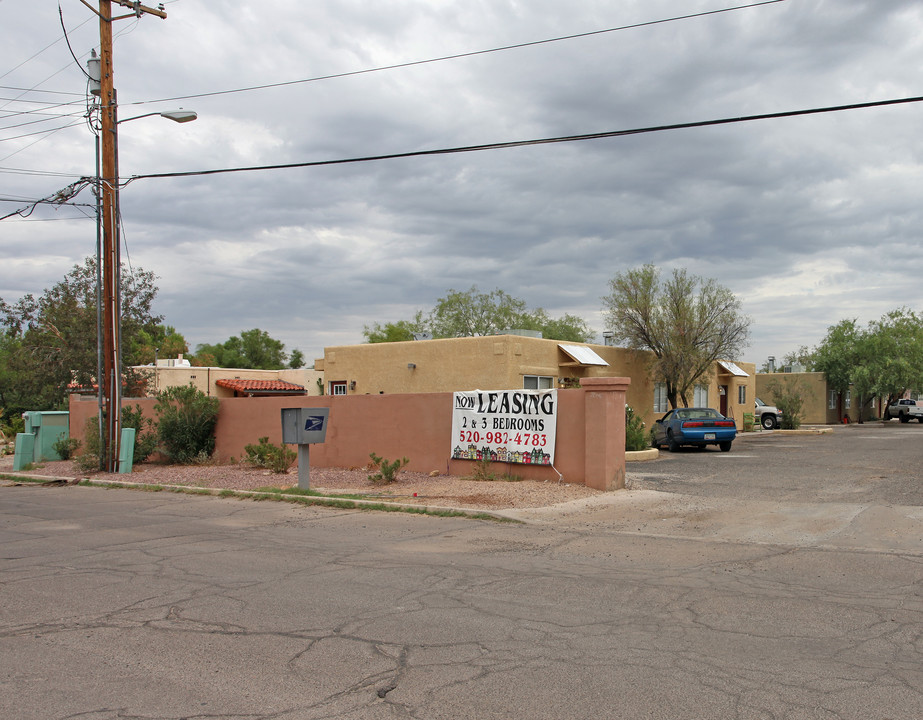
523,375 -> 554,390
330,381 -> 347,396
693,385 -> 708,407
829,390 -> 837,410
654,382 -> 668,413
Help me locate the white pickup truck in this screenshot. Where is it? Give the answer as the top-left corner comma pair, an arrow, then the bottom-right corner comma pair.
885,398 -> 923,423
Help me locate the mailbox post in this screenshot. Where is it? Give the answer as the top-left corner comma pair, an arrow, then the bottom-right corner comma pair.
281,407 -> 330,489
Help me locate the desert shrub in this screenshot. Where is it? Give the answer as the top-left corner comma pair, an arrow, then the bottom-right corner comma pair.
625,406 -> 648,451
52,436 -> 81,460
154,384 -> 220,464
368,452 -> 409,485
766,379 -> 810,430
245,437 -> 296,474
122,404 -> 158,464
74,416 -> 102,472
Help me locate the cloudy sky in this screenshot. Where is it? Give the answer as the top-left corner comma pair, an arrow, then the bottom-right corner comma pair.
2,0 -> 922,368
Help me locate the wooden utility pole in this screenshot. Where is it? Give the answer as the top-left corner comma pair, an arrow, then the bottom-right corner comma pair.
89,0 -> 167,471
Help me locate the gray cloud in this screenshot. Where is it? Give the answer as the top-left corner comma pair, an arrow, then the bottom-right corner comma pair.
3,0 -> 923,368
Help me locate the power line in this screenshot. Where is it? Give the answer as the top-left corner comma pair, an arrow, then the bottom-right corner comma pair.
121,0 -> 787,107
125,94 -> 923,184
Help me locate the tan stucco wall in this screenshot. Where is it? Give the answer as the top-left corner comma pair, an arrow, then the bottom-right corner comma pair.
320,336 -> 657,422
133,366 -> 324,398
317,336 -> 755,430
69,381 -> 631,489
755,372 -> 830,424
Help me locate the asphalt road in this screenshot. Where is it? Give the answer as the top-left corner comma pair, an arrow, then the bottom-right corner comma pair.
3,422 -> 923,719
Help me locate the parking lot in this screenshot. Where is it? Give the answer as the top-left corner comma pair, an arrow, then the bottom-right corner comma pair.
632,422 -> 923,505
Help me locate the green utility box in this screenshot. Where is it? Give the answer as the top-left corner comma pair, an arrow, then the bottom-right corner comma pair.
21,410 -> 70,462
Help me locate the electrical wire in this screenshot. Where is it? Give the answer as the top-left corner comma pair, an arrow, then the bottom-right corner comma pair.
59,3 -> 93,81
121,0 -> 788,107
125,94 -> 923,184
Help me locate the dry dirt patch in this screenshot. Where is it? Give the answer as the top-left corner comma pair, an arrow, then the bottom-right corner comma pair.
0,456 -> 603,511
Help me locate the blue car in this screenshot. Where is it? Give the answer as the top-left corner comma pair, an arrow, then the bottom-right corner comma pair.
652,407 -> 737,452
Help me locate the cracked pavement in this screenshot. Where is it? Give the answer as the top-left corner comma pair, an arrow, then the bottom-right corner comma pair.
2,423 -> 923,719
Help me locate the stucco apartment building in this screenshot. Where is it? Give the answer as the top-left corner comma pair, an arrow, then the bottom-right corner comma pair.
138,337 -> 756,429
314,334 -> 757,429
755,371 -> 884,424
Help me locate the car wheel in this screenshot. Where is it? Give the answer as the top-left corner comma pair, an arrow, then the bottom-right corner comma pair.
667,430 -> 680,452
719,441 -> 732,452
900,413 -> 910,423
761,414 -> 776,430
918,417 -> 923,424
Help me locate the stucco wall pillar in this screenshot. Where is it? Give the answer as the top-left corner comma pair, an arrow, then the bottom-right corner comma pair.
582,377 -> 631,491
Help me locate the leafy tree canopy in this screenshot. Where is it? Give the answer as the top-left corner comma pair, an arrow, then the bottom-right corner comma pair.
0,257 -> 161,417
363,287 -> 594,344
602,264 -> 751,409
194,328 -> 300,369
813,308 -> 923,408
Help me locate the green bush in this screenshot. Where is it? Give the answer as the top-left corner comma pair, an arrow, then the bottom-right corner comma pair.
52,436 -> 81,460
75,416 -> 102,472
368,452 -> 409,485
154,384 -> 220,464
122,404 -> 158,464
766,379 -> 809,430
244,437 -> 296,474
625,406 -> 648,451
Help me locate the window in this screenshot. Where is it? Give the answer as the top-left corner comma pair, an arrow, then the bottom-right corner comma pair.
829,390 -> 837,410
693,385 -> 708,407
330,381 -> 347,396
737,385 -> 746,404
654,383 -> 668,413
523,375 -> 554,390
844,390 -> 851,409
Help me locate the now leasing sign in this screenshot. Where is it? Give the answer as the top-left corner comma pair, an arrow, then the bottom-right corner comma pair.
451,389 -> 558,466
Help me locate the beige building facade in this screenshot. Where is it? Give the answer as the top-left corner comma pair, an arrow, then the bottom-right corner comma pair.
136,361 -> 324,399
755,371 -> 883,425
315,335 -> 756,429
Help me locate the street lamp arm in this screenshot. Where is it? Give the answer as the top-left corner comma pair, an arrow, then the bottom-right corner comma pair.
118,110 -> 197,125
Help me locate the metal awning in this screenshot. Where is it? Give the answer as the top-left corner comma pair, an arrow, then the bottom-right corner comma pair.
558,344 -> 609,367
717,360 -> 749,377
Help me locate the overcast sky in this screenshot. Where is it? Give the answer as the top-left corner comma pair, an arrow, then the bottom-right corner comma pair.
2,0 -> 922,368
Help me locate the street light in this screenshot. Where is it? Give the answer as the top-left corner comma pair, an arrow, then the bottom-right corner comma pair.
120,110 -> 198,124
90,90 -> 197,472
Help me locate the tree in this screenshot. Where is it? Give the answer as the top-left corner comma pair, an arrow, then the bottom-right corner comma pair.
602,264 -> 751,409
0,257 -> 162,418
813,309 -> 923,420
364,313 -> 427,343
288,349 -> 306,369
132,324 -> 189,365
194,328 -> 290,369
363,287 -> 594,343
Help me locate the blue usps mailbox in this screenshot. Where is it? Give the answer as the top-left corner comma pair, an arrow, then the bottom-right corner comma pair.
281,408 -> 330,489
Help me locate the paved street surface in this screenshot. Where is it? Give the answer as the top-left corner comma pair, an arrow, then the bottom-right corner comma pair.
3,423 -> 923,719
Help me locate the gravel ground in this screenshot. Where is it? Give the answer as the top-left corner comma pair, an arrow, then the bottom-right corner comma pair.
0,453 -> 604,511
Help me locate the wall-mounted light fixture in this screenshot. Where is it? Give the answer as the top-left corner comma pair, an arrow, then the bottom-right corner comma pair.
407,363 -> 417,369
349,380 -> 356,390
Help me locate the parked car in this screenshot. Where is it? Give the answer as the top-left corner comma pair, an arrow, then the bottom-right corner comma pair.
884,398 -> 923,423
652,407 -> 737,452
754,397 -> 783,430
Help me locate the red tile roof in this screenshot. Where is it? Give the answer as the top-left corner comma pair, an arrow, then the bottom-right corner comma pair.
215,378 -> 306,395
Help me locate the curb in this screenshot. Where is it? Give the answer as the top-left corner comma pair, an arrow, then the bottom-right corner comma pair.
626,448 -> 659,462
0,472 -> 515,522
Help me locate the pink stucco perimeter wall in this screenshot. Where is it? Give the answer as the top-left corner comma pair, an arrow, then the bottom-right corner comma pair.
69,379 -> 628,489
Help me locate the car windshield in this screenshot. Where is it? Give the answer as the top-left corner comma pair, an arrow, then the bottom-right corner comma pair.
675,408 -> 722,420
